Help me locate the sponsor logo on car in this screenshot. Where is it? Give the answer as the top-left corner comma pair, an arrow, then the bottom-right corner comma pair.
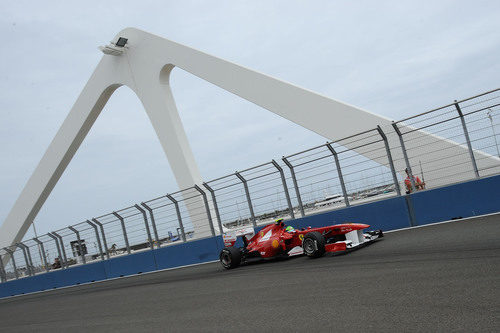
260,230 -> 272,242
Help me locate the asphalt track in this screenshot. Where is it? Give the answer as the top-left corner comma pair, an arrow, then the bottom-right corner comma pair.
0,214 -> 499,332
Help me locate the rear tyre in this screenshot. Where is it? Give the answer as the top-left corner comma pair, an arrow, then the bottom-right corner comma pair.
220,247 -> 242,269
302,232 -> 326,258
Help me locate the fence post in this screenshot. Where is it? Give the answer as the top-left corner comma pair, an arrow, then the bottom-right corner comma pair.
134,204 -> 154,250
282,156 -> 305,217
377,125 -> 402,196
392,122 -> 416,192
32,238 -> 49,272
68,226 -> 86,264
140,203 -> 161,248
16,243 -> 34,276
25,243 -> 35,276
325,143 -> 350,207
455,101 -> 480,178
47,232 -> 65,269
0,253 -> 6,282
166,194 -> 187,242
271,160 -> 295,219
4,248 -> 18,279
91,218 -> 109,259
235,172 -> 257,228
112,212 -> 131,254
86,220 -> 104,261
202,183 -> 224,235
52,231 -> 68,268
194,185 -> 216,237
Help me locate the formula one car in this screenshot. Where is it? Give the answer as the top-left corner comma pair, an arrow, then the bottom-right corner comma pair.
219,219 -> 382,269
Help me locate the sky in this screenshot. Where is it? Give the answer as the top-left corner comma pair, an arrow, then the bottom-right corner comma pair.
1,1 -> 499,238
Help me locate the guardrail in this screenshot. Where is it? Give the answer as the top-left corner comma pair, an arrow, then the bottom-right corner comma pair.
1,88 -> 499,283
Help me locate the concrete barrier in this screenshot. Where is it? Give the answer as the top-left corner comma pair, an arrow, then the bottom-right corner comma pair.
1,174 -> 499,298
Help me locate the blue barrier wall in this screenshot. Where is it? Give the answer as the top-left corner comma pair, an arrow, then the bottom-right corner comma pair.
0,261 -> 108,297
154,236 -> 222,270
1,174 -> 499,298
411,175 -> 500,225
0,237 -> 223,298
103,251 -> 157,278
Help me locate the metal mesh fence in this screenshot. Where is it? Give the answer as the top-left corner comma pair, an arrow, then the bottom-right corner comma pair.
394,104 -> 474,190
287,144 -> 341,211
2,88 -> 499,282
460,90 -> 500,175
335,130 -> 400,203
141,196 -> 184,246
283,129 -> 401,217
205,174 -> 254,229
204,162 -> 295,230
392,88 -> 500,191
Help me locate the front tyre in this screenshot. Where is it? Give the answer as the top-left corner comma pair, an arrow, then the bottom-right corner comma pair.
302,232 -> 326,258
220,247 -> 242,269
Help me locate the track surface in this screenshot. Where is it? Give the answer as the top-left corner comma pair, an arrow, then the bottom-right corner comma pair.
1,215 -> 499,332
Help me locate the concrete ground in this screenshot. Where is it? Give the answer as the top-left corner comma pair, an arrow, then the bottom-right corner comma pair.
0,214 -> 499,332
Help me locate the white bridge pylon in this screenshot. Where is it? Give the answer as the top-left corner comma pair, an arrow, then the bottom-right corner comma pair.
1,28 -> 497,249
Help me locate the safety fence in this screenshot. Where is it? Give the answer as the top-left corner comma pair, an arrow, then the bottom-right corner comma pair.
1,88 -> 499,283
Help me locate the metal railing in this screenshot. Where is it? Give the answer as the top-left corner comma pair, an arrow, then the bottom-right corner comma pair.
1,88 -> 499,282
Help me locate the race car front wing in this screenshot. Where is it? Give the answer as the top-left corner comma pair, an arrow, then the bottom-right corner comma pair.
325,229 -> 383,253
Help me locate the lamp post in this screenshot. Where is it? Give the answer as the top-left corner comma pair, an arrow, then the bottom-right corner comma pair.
487,109 -> 500,157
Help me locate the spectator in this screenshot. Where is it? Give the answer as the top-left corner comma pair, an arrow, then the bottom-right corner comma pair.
108,244 -> 118,256
404,168 -> 425,194
52,257 -> 61,269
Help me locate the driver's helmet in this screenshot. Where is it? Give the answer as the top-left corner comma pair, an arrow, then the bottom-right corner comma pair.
285,226 -> 295,233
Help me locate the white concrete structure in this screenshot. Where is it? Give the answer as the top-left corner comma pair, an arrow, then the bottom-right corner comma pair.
1,28 -> 498,250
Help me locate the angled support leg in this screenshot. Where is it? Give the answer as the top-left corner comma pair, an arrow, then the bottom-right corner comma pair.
68,226 -> 86,264
112,212 -> 131,254
32,238 -> 49,272
91,218 -> 110,259
4,248 -> 18,279
47,233 -> 64,269
140,203 -> 161,248
52,232 -> 68,268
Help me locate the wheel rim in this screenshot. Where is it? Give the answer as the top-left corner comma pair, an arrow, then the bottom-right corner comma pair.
303,238 -> 315,255
221,251 -> 231,267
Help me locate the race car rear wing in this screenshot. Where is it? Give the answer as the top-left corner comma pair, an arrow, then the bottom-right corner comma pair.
222,226 -> 255,247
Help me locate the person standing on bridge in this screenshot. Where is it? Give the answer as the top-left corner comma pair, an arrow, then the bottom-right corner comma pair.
404,168 -> 425,194
51,257 -> 61,269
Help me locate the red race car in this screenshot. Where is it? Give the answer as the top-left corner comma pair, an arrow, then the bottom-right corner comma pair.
220,219 -> 383,269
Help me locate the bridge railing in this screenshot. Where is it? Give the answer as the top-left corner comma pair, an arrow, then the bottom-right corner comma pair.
283,127 -> 403,217
2,88 -> 499,282
392,88 -> 500,193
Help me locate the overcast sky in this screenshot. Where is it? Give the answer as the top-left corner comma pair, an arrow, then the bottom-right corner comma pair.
1,1 -> 499,238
